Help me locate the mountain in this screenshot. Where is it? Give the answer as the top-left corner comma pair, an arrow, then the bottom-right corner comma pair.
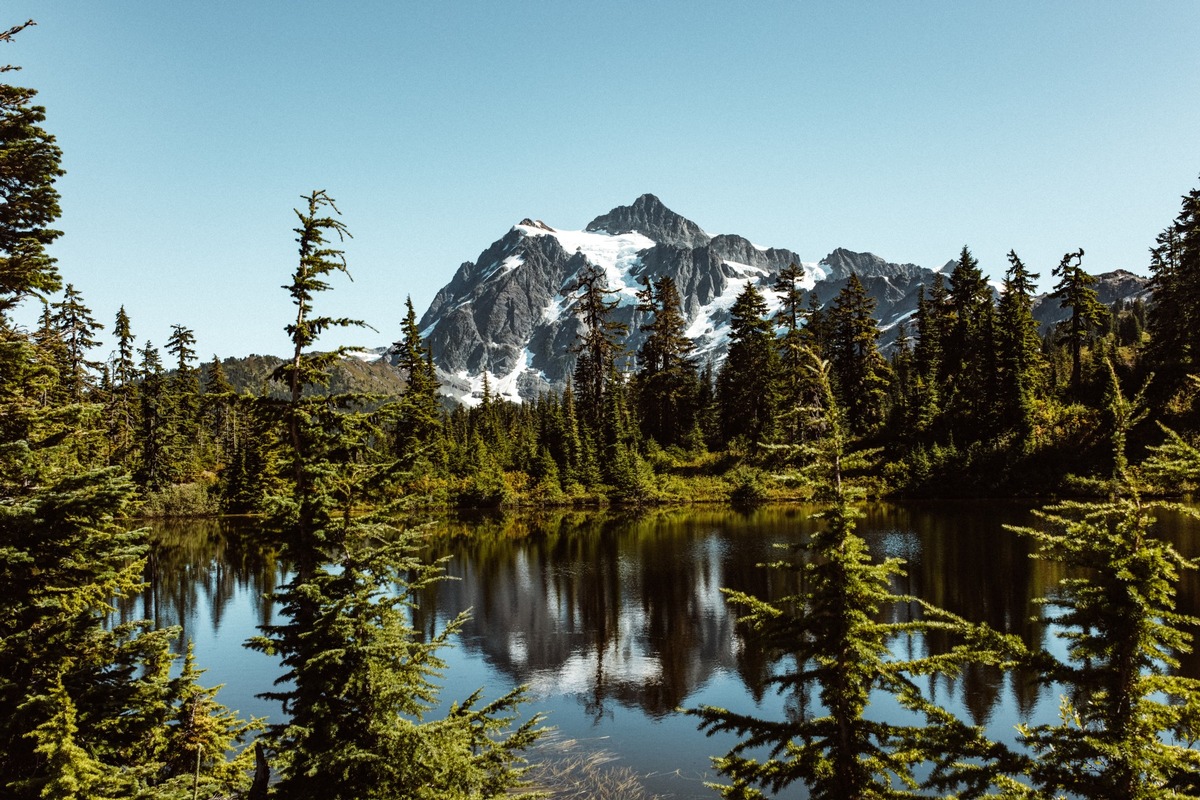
418,195 -> 1149,405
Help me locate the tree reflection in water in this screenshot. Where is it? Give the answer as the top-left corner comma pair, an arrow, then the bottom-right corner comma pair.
136,502 -> 1200,799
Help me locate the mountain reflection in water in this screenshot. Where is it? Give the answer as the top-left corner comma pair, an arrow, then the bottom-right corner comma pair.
124,503 -> 1200,799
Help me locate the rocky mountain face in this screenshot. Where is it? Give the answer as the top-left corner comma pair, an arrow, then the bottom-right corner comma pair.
418,195 -> 1149,405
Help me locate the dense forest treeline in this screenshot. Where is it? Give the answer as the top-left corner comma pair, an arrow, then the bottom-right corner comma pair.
7,15 -> 1200,799
30,176 -> 1197,514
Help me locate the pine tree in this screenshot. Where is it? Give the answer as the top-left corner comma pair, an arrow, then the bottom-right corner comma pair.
0,35 -> 252,796
716,282 -> 779,448
390,295 -> 441,463
165,323 -> 201,480
692,352 -> 1015,799
995,251 -> 1045,439
49,283 -> 103,402
998,370 -> 1200,798
826,272 -> 890,434
944,246 -> 999,438
1144,177 -> 1200,400
250,191 -> 544,797
0,48 -> 63,320
634,273 -> 698,448
202,354 -> 237,474
912,275 -> 949,442
567,263 -> 628,438
1050,248 -> 1107,397
774,262 -> 815,445
135,340 -> 172,489
106,306 -> 139,468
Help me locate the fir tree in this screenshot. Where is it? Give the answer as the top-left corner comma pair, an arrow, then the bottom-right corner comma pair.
944,246 -> 999,438
390,295 -> 441,464
716,282 -> 779,448
634,273 -> 698,448
165,323 -> 201,479
1144,176 -> 1200,400
1050,248 -> 1107,397
995,250 -> 1045,439
774,262 -> 815,445
692,351 -> 1015,799
49,283 -> 103,402
106,306 -> 139,468
0,48 -> 63,319
567,263 -> 628,438
826,272 -> 890,434
135,340 -> 172,489
250,191 -> 544,797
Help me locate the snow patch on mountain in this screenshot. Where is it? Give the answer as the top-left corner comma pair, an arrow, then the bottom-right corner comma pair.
516,222 -> 655,303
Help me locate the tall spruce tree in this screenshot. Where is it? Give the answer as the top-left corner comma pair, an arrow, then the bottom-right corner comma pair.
716,282 -> 779,448
106,306 -> 139,468
1144,177 -> 1200,400
165,323 -> 201,480
634,273 -> 698,448
692,350 -> 1015,799
568,263 -> 628,438
774,262 -> 815,445
390,295 -> 441,464
912,275 -> 950,441
1050,248 -> 1107,397
944,246 -> 999,438
0,28 -> 62,320
995,251 -> 1045,439
0,27 -> 254,796
1008,375 -> 1200,797
826,272 -> 890,434
250,191 -> 543,798
49,283 -> 103,403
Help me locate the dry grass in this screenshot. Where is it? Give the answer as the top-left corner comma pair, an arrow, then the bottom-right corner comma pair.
519,735 -> 663,800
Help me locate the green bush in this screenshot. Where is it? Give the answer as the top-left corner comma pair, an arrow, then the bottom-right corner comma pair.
139,482 -> 219,518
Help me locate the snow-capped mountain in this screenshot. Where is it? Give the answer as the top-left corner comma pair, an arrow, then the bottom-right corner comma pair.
418,194 -> 1148,406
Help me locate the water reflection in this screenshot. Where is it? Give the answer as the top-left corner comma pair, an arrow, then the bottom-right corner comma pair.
115,517 -> 284,652
134,502 -> 1200,799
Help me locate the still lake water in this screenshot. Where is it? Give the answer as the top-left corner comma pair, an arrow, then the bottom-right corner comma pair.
120,502 -> 1200,798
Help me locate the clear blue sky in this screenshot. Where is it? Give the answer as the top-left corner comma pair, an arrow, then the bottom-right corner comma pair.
6,2 -> 1199,360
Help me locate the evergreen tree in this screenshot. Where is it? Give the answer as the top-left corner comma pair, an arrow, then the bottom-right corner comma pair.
202,354 -> 237,475
567,263 -> 628,438
1144,177 -> 1200,398
692,352 -> 1014,799
826,272 -> 889,434
944,246 -> 999,438
634,273 -> 698,448
887,322 -> 916,434
106,306 -> 139,468
250,191 -> 543,798
774,262 -> 815,445
0,44 -> 62,320
995,250 -> 1045,439
1009,458 -> 1200,794
1050,248 -> 1108,397
716,282 -> 779,448
912,275 -> 949,441
49,283 -> 103,402
165,323 -> 201,479
0,35 -> 252,796
390,295 -> 441,463
135,340 -> 172,489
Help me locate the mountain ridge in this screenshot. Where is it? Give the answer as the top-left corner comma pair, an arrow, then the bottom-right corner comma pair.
416,195 -> 1149,405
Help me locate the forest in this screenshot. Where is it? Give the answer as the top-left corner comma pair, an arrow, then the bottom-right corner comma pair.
6,15 -> 1200,800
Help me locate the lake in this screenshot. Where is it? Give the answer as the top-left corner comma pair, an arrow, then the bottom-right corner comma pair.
117,501 -> 1200,798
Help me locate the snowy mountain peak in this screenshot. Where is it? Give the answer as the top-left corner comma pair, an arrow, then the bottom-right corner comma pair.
586,194 -> 711,249
415,197 -> 1149,407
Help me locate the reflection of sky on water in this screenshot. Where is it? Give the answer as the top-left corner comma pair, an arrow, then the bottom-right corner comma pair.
132,503 -> 1200,800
